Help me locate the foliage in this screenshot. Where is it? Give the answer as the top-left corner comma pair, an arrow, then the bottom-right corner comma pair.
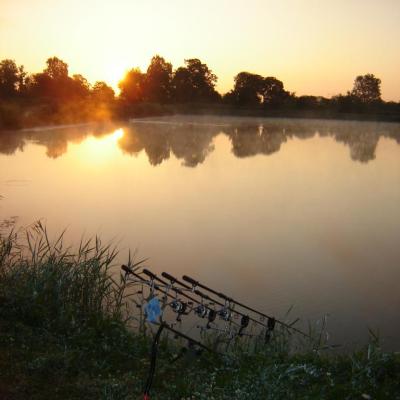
171,58 -> 219,103
143,55 -> 173,103
352,74 -> 382,104
0,54 -> 399,129
0,59 -> 25,99
119,68 -> 145,104
226,72 -> 290,108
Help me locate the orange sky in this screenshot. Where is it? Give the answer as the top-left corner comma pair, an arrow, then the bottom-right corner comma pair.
1,0 -> 399,100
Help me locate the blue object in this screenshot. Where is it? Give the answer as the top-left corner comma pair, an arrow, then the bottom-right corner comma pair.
145,297 -> 162,323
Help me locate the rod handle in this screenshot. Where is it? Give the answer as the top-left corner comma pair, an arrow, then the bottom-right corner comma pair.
194,289 -> 208,300
182,275 -> 198,286
161,272 -> 176,283
142,268 -> 156,279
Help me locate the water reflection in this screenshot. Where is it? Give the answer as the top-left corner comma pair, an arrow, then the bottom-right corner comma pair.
1,118 -> 399,165
119,123 -> 217,167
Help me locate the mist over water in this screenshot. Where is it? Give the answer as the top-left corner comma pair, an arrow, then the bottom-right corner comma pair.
1,116 -> 400,350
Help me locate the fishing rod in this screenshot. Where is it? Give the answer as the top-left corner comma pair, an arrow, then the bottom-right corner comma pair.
133,267 -> 248,340
122,265 -> 193,321
144,269 -> 255,338
162,271 -> 265,335
182,274 -> 312,339
141,268 -> 218,324
125,266 -> 249,344
122,265 -> 217,327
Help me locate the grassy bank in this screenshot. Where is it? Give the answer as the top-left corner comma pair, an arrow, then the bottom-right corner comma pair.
0,226 -> 399,399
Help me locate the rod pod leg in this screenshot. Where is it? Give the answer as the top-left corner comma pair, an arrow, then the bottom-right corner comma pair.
143,323 -> 166,399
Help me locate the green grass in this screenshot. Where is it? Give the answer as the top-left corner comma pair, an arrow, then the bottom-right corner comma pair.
0,224 -> 399,399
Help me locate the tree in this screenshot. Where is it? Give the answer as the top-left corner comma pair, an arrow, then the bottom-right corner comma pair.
71,74 -> 90,99
119,68 -> 145,103
231,72 -> 264,105
351,74 -> 381,103
143,55 -> 173,103
0,59 -> 19,98
31,57 -> 73,102
16,65 -> 28,94
171,67 -> 193,102
44,57 -> 69,80
91,81 -> 115,103
172,58 -> 219,102
261,77 -> 289,107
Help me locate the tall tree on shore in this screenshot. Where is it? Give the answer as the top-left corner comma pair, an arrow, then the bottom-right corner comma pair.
262,77 -> 290,107
143,55 -> 173,103
230,72 -> 264,105
31,57 -> 73,102
71,74 -> 91,99
351,74 -> 381,103
0,59 -> 20,98
44,57 -> 69,80
227,73 -> 289,107
119,68 -> 145,103
91,81 -> 115,103
172,58 -> 219,102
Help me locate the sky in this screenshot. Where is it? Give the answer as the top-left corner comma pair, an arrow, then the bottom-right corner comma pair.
1,0 -> 399,100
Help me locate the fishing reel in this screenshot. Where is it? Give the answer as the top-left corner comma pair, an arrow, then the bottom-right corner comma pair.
194,304 -> 208,318
264,317 -> 276,343
238,315 -> 250,336
170,299 -> 189,321
218,307 -> 231,321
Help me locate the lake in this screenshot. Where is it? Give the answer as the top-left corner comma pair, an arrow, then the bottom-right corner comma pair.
1,116 -> 399,350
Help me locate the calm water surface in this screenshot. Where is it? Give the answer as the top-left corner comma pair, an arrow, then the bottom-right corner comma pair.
1,116 -> 399,350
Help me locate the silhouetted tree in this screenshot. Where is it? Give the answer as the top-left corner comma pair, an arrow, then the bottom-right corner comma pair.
143,55 -> 173,103
172,59 -> 219,102
262,77 -> 290,107
119,68 -> 145,103
0,59 -> 20,98
71,74 -> 90,99
91,81 -> 115,103
228,73 -> 290,107
172,67 -> 193,102
229,72 -> 264,105
351,74 -> 381,104
31,57 -> 73,102
44,57 -> 69,80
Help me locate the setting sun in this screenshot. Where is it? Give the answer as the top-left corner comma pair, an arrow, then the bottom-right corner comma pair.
103,62 -> 129,92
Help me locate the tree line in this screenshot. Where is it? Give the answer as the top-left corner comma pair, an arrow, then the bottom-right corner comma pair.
1,54 -> 399,129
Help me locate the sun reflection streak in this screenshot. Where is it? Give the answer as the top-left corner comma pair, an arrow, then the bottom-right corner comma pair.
73,128 -> 125,165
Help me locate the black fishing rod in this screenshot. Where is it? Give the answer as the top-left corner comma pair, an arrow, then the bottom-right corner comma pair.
141,269 -> 249,340
122,265 -> 217,326
121,265 -> 192,321
162,271 -> 267,333
141,268 -> 222,326
182,274 -> 312,339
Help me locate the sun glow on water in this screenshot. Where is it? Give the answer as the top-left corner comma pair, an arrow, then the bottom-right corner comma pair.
73,128 -> 125,165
